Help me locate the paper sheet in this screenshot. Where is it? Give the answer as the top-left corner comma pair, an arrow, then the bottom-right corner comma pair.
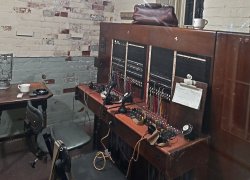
172,83 -> 203,110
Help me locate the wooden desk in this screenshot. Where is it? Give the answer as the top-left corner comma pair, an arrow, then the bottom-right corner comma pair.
75,84 -> 121,116
76,84 -> 209,179
75,84 -> 142,117
0,82 -> 53,140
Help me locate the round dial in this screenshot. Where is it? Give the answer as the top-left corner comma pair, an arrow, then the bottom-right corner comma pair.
183,124 -> 189,131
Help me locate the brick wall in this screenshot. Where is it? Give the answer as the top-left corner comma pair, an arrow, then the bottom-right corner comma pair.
204,0 -> 250,33
0,0 -> 115,57
3,0 -> 249,57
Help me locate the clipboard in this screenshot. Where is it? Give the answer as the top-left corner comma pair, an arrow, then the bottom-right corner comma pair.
172,75 -> 203,110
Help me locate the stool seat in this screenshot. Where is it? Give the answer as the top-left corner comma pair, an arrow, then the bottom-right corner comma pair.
37,122 -> 91,153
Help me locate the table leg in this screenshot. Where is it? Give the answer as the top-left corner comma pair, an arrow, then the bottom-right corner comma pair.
41,100 -> 48,127
0,111 -> 2,124
33,100 -> 48,127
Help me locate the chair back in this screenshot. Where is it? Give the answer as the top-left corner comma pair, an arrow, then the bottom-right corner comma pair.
26,101 -> 44,134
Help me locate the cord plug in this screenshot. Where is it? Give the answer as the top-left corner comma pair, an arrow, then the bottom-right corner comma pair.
104,149 -> 115,163
104,149 -> 110,157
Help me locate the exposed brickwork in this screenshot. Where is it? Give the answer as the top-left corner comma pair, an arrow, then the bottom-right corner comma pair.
44,79 -> 56,84
82,51 -> 91,56
0,0 -> 116,57
92,3 -> 104,11
90,14 -> 105,21
61,29 -> 70,34
63,87 -> 75,93
60,12 -> 68,17
55,11 -> 60,16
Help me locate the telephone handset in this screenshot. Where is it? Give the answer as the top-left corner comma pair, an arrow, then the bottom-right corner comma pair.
88,82 -> 105,93
103,81 -> 117,105
118,92 -> 133,114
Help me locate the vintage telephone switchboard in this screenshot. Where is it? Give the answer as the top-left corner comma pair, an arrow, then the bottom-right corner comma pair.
76,23 -> 215,179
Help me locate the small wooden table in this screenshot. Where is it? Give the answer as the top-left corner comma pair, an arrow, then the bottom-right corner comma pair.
0,82 -> 53,140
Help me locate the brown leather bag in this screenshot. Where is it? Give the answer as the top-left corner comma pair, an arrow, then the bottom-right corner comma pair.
132,3 -> 178,27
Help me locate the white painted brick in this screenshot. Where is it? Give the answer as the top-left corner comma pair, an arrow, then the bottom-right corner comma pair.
16,13 -> 44,22
204,0 -> 227,8
14,0 -> 28,7
203,7 -> 226,17
0,37 -> 16,46
33,31 -> 43,38
43,17 -> 58,23
90,51 -> 98,57
0,0 -> 154,57
17,20 -> 42,28
68,12 -> 89,20
69,1 -> 87,8
0,7 -> 13,13
43,27 -> 59,34
42,21 -> 60,28
54,39 -> 71,46
0,50 -> 14,56
0,1 -> 14,11
69,23 -> 89,33
204,0 -> 250,32
90,35 -> 99,42
70,32 -> 83,38
60,22 -> 70,29
70,50 -> 82,56
39,45 -> 57,51
28,27 -> 46,34
225,0 -> 250,8
15,37 -> 42,46
0,30 -> 16,38
54,50 -> 68,56
30,10 -> 44,18
15,44 -> 41,51
229,8 -> 250,18
0,13 -> 16,25
103,12 -> 115,17
55,45 -> 71,51
43,16 -> 69,23
205,7 -> 250,19
0,43 -> 15,52
16,29 -> 34,37
58,34 -> 71,40
81,45 -> 89,51
208,17 -> 247,27
69,18 -> 93,25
